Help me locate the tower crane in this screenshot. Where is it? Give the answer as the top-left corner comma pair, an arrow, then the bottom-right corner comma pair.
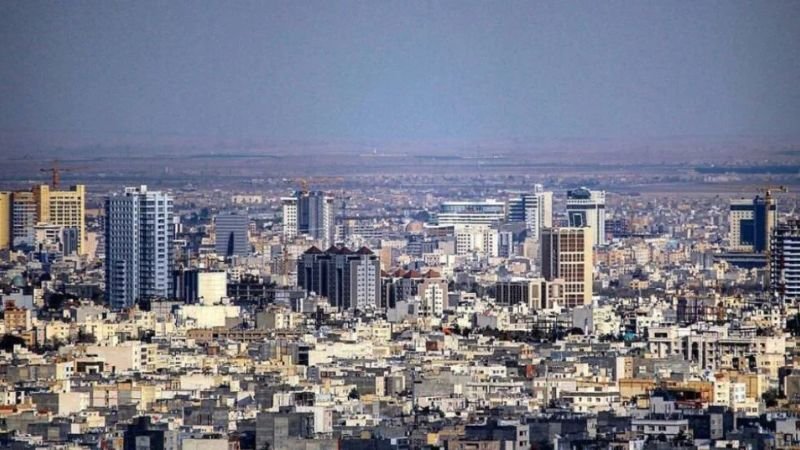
40,161 -> 88,188
760,185 -> 788,204
283,177 -> 344,194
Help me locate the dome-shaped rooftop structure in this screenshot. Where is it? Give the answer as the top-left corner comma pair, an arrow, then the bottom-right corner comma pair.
11,275 -> 26,288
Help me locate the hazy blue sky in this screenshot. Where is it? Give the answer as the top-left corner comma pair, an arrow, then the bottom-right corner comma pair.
1,1 -> 798,141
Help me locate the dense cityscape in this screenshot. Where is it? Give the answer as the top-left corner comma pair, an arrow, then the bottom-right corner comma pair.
0,161 -> 798,449
2,1 -> 800,449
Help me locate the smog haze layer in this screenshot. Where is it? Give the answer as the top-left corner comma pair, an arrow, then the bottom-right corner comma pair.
0,1 -> 798,190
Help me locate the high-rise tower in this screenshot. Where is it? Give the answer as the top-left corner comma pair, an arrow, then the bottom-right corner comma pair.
507,185 -> 553,240
0,192 -> 9,250
541,227 -> 593,309
297,245 -> 380,311
105,186 -> 173,309
771,220 -> 800,302
729,195 -> 777,253
281,191 -> 334,247
215,212 -> 249,257
2,184 -> 85,254
566,187 -> 606,247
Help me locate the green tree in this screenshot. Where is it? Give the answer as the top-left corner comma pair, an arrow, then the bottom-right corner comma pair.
762,388 -> 780,407
0,334 -> 26,352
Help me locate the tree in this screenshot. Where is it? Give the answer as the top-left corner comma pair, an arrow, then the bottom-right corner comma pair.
673,429 -> 689,445
0,334 -> 26,352
788,313 -> 800,336
348,388 -> 360,400
76,330 -> 97,344
762,388 -> 780,408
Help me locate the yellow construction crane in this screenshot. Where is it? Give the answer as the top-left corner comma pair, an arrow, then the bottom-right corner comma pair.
760,185 -> 788,203
284,177 -> 344,194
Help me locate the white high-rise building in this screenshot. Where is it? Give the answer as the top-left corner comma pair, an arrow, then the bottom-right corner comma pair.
435,200 -> 505,226
282,197 -> 298,240
771,220 -> 800,301
105,186 -> 173,309
566,187 -> 606,247
454,224 -> 499,257
281,191 -> 334,247
507,185 -> 553,240
419,276 -> 447,317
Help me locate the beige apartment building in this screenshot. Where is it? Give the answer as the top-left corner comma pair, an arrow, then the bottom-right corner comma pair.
541,227 -> 593,309
0,184 -> 85,254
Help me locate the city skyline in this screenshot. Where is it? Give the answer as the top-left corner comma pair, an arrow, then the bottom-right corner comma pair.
1,2 -> 800,449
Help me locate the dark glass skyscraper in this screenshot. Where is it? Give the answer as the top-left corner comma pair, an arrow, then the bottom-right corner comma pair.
214,212 -> 249,257
729,196 -> 777,253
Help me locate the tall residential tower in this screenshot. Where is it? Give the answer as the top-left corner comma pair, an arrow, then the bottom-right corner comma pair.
105,186 -> 173,309
282,191 -> 335,247
771,220 -> 800,302
297,245 -> 380,312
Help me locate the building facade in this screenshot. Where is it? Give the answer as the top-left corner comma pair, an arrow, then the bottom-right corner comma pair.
541,227 -> 593,309
105,186 -> 173,309
0,192 -> 9,250
296,245 -> 380,311
454,224 -> 499,257
771,220 -> 800,301
566,187 -> 606,247
381,269 -> 447,314
0,185 -> 85,254
495,279 -> 541,310
435,200 -> 506,227
507,185 -> 553,240
214,212 -> 249,257
729,196 -> 777,253
11,191 -> 37,248
282,191 -> 335,248
173,269 -> 227,305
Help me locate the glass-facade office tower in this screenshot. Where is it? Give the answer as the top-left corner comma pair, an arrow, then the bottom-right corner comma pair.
215,212 -> 249,257
507,184 -> 553,240
729,196 -> 777,253
105,186 -> 173,309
